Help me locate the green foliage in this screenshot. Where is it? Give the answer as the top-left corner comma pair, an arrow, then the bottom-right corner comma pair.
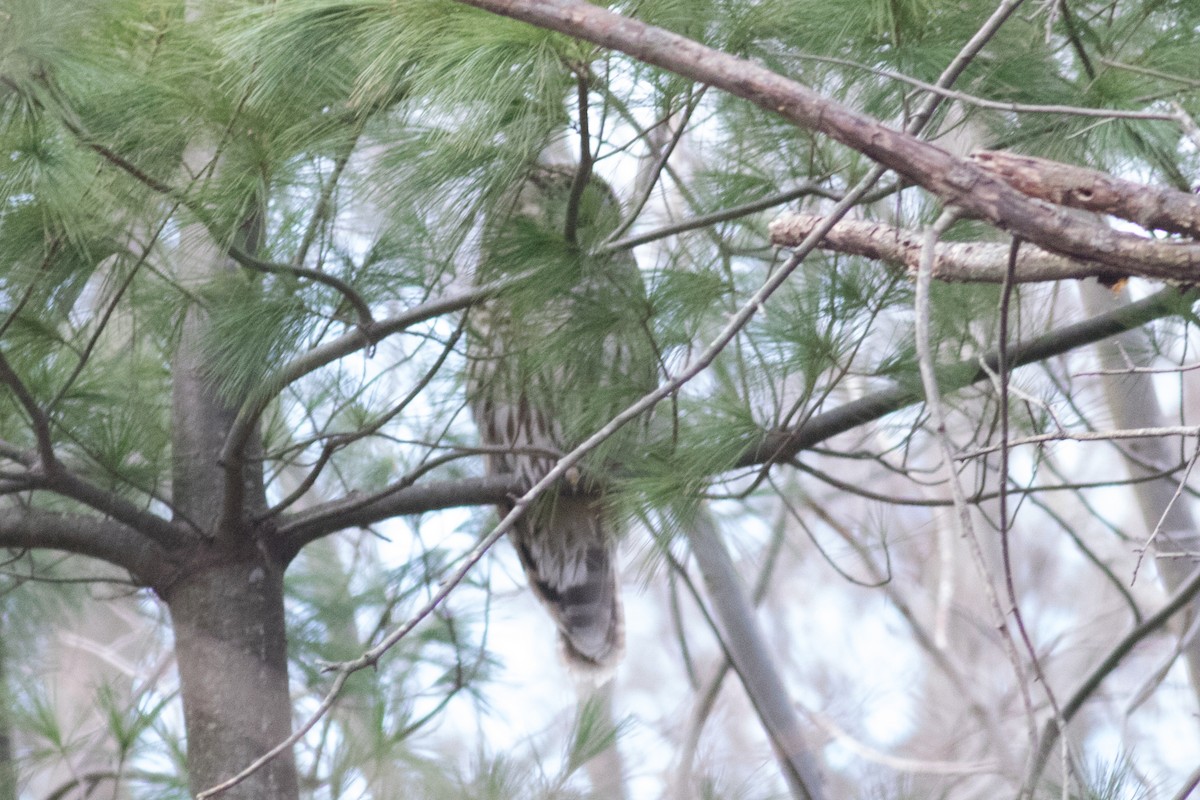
2,0 -> 1199,797
199,272 -> 310,402
563,693 -> 628,776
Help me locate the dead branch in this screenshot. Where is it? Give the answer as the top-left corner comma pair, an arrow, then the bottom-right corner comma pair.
972,150 -> 1200,239
769,213 -> 1110,283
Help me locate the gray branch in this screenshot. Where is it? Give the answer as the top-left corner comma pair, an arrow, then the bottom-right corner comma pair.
0,508 -> 171,584
687,512 -> 826,800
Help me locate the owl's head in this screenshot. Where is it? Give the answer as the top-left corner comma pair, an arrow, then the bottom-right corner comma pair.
506,163 -> 622,251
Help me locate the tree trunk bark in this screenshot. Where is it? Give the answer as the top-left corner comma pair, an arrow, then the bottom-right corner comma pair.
166,558 -> 298,800
163,131 -> 298,798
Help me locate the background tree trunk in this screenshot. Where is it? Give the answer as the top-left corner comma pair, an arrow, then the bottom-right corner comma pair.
0,615 -> 15,800
1081,282 -> 1200,698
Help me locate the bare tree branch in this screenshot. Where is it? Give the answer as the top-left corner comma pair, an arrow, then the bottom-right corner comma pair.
686,512 -> 825,800
741,286 -> 1200,468
227,249 -> 374,328
0,351 -> 56,472
43,470 -> 190,550
0,508 -> 170,584
1022,563 -> 1200,793
972,149 -> 1200,239
277,476 -> 517,557
769,213 -> 1129,283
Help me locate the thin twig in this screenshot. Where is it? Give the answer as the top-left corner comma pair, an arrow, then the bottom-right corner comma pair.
1131,439 -> 1200,585
905,0 -> 1029,133
1097,57 -> 1200,90
596,182 -> 842,255
602,87 -> 705,247
293,130 -> 362,269
914,209 -> 1039,752
673,509 -> 787,795
789,52 -> 1179,122
0,351 -> 56,473
1022,563 -> 1200,793
957,426 -> 1200,459
997,238 -> 1077,797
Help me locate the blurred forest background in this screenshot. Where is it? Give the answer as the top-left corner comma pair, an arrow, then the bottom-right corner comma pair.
3,0 -> 1200,798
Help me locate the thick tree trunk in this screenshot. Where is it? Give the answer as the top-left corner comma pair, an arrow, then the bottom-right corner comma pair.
165,301 -> 298,799
163,134 -> 298,798
166,558 -> 297,800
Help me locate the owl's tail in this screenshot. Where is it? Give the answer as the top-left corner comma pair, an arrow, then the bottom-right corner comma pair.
513,495 -> 625,680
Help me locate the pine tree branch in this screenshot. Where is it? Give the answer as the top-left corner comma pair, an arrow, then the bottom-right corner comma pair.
0,508 -> 171,584
218,277 -> 521,474
280,141 -> 887,550
25,93 -> 379,329
768,213 -> 1123,283
0,353 -> 185,549
904,0 -> 1027,134
739,285 -> 1200,468
277,285 -> 1198,545
448,0 -> 1200,280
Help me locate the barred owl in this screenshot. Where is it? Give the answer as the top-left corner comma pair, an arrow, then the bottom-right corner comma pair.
467,164 -> 653,676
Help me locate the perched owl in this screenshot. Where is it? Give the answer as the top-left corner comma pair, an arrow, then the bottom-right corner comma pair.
467,164 -> 653,676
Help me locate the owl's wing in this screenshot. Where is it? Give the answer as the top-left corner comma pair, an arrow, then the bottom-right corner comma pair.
468,367 -> 626,676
